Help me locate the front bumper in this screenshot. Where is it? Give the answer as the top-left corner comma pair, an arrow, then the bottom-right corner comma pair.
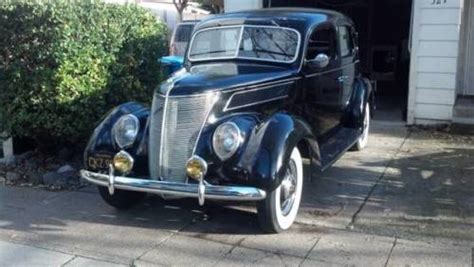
80,169 -> 267,204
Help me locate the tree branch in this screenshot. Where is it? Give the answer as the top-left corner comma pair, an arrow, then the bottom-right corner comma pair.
173,0 -> 189,21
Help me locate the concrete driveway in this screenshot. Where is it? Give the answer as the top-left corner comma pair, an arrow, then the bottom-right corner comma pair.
0,121 -> 473,266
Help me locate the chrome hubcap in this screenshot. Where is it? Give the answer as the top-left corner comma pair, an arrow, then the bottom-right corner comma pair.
280,160 -> 297,216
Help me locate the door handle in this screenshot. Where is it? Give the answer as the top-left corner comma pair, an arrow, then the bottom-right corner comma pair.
337,76 -> 349,82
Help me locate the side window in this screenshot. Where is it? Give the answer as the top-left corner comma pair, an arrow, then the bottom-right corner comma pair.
338,26 -> 353,58
174,24 -> 194,42
306,25 -> 337,61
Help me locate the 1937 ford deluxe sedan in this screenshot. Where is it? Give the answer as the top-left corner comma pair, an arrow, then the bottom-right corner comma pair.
81,8 -> 374,233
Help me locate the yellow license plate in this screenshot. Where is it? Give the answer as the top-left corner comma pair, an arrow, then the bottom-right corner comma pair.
88,154 -> 113,171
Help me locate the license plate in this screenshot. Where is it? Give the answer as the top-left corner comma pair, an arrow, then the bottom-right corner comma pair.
88,154 -> 113,171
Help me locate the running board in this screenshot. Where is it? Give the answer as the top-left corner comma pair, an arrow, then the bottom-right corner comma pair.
319,127 -> 360,171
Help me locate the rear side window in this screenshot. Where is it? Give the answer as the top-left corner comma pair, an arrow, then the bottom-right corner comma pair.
338,26 -> 353,57
174,24 -> 194,42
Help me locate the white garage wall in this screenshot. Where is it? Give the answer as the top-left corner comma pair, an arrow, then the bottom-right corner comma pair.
408,0 -> 464,124
224,0 -> 262,12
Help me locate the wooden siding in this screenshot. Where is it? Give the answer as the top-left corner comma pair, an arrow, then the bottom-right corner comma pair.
408,0 -> 464,124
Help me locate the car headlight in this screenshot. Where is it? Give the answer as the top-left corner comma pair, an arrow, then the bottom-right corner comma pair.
113,114 -> 139,149
212,122 -> 242,160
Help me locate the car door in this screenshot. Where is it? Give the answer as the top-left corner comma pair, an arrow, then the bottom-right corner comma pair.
337,23 -> 357,112
302,23 -> 343,137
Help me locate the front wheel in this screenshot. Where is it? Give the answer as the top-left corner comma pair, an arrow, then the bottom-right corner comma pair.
257,147 -> 303,233
98,186 -> 146,210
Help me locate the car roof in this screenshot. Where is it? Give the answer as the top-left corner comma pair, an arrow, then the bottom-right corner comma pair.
194,8 -> 350,33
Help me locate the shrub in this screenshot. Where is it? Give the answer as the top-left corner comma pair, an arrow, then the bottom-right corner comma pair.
0,0 -> 167,150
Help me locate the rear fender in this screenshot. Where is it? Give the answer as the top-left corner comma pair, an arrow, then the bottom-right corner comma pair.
342,77 -> 373,128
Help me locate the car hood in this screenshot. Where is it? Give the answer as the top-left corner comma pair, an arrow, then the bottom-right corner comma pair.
160,63 -> 298,96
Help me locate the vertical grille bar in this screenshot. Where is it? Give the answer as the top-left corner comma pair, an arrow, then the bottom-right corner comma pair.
149,94 -> 165,179
149,93 -> 216,182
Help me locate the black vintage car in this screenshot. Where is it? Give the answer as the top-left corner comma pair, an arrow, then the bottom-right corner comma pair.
81,8 -> 374,233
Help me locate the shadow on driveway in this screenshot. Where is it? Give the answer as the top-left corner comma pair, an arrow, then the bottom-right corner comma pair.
0,124 -> 473,263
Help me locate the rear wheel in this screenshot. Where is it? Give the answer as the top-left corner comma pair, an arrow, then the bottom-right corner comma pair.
257,147 -> 303,233
352,102 -> 370,151
98,186 -> 146,210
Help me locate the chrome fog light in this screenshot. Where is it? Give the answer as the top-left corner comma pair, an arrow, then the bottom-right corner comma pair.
186,155 -> 208,180
113,150 -> 134,174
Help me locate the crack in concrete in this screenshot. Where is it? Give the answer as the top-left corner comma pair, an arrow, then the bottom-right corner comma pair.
211,236 -> 247,267
131,214 -> 198,265
60,255 -> 77,266
298,236 -> 321,267
384,237 -> 398,267
348,130 -> 411,228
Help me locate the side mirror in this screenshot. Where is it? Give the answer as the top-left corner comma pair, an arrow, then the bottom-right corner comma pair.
307,53 -> 330,69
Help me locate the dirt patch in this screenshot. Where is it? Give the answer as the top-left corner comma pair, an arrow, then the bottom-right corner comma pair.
0,150 -> 83,191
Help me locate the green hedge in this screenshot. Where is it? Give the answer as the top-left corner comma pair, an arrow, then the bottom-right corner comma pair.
0,0 -> 167,149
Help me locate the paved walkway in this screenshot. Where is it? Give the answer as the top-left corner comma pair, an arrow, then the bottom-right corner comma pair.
0,122 -> 473,266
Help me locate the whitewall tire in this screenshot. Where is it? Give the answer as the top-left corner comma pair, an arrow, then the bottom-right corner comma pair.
352,102 -> 370,151
257,147 -> 303,233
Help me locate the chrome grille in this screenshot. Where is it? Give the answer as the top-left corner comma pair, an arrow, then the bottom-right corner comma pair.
149,93 -> 216,182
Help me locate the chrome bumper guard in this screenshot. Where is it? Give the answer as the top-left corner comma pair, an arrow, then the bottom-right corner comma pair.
80,169 -> 267,205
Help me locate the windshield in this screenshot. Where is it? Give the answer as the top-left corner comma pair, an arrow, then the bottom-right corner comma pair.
188,26 -> 300,63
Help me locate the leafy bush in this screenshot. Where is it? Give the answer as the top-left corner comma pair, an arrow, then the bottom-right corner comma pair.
0,0 -> 167,150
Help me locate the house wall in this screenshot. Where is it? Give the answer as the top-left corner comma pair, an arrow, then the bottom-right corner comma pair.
407,0 -> 464,124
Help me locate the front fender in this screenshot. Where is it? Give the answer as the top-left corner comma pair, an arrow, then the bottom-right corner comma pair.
237,113 -> 318,191
84,102 -> 150,176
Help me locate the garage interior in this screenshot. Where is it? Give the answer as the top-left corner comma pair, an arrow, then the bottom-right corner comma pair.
263,0 -> 413,122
